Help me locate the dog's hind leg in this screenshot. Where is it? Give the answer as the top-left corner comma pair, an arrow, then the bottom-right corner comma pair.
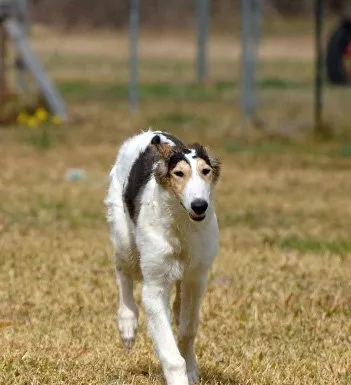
116,266 -> 138,349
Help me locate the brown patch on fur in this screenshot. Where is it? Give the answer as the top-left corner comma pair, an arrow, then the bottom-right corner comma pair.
196,158 -> 213,184
155,159 -> 191,199
153,143 -> 174,159
167,160 -> 191,198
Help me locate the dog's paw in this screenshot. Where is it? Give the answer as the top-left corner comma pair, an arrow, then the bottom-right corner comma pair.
187,369 -> 199,384
164,371 -> 189,385
117,312 -> 138,349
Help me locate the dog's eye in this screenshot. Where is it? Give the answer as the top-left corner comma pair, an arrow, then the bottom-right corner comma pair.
174,171 -> 184,177
202,168 -> 211,176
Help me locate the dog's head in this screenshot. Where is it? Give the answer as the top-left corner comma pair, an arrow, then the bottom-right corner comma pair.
152,138 -> 220,222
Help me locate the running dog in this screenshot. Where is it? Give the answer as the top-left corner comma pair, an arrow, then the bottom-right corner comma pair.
105,130 -> 221,385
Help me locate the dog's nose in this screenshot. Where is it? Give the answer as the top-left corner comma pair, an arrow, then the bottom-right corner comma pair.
191,199 -> 208,215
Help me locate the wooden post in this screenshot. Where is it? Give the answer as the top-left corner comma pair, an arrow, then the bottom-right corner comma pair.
0,20 -> 7,120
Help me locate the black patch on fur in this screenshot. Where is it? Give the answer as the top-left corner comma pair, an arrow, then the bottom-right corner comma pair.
182,148 -> 192,154
160,132 -> 185,148
151,135 -> 161,145
168,152 -> 189,171
124,145 -> 157,223
191,143 -> 212,166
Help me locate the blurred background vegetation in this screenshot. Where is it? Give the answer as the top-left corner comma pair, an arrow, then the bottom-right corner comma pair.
30,0 -> 347,29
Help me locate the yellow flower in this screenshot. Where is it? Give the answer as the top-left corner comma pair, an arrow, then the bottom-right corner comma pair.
17,112 -> 29,125
27,117 -> 38,129
51,115 -> 62,126
35,107 -> 49,122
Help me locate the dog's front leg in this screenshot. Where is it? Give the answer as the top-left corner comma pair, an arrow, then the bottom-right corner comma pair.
178,276 -> 207,384
142,281 -> 189,385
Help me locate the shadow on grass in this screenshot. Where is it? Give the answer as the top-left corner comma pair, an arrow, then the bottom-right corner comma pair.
200,366 -> 239,384
107,362 -> 239,385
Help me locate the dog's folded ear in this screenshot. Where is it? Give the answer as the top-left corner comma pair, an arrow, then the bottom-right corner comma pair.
205,149 -> 221,184
210,154 -> 221,183
151,136 -> 174,185
151,136 -> 175,159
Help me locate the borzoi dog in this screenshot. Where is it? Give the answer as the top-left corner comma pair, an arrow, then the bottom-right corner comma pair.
105,130 -> 221,385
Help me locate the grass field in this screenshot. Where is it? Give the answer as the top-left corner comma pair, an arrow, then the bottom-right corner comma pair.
1,24 -> 351,384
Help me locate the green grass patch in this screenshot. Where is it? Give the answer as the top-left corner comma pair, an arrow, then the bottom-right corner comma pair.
223,140 -> 295,155
332,142 -> 351,158
149,112 -> 207,127
259,77 -> 307,90
223,139 -> 351,159
58,81 -> 217,101
58,78 -> 308,102
265,235 -> 351,255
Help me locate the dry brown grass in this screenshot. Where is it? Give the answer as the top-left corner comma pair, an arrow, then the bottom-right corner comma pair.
1,26 -> 351,385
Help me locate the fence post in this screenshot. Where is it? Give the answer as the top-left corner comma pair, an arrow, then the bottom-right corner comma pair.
129,0 -> 139,112
314,0 -> 324,132
196,0 -> 210,83
15,0 -> 29,93
5,18 -> 67,120
240,0 -> 262,123
0,20 -> 7,119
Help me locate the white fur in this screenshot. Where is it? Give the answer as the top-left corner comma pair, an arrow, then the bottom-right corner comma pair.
105,130 -> 219,385
182,149 -> 212,217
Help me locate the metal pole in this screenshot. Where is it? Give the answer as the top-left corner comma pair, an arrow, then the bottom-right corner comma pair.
196,0 -> 210,83
241,0 -> 253,120
314,0 -> 324,131
240,0 -> 262,123
241,0 -> 249,119
15,0 -> 29,93
5,19 -> 67,120
129,0 -> 139,112
15,0 -> 29,34
0,20 -> 7,119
